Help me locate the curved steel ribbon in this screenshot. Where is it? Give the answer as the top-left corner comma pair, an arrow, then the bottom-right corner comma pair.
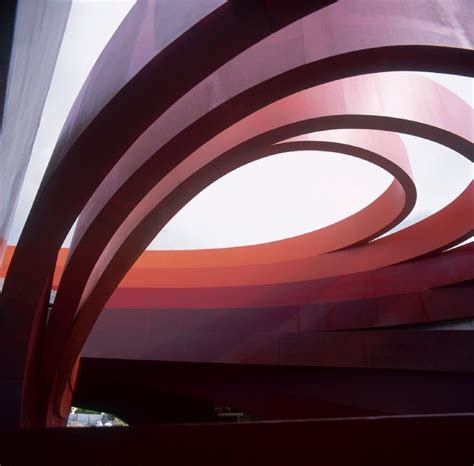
1,0 -> 472,426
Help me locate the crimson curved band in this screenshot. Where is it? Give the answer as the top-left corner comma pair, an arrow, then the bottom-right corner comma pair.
47,73 -> 472,422
0,0 -> 472,428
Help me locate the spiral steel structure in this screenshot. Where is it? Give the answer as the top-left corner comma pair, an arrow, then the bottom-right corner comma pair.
0,1 -> 472,442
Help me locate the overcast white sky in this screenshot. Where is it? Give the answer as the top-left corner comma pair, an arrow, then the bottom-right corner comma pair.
8,0 -> 473,250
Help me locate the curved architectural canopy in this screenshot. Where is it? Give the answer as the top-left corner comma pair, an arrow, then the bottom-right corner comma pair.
0,0 -> 472,435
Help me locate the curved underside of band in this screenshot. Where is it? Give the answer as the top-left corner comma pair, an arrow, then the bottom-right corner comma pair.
0,0 -> 472,426
67,73 -> 472,321
52,63 -> 473,424
50,72 -> 472,421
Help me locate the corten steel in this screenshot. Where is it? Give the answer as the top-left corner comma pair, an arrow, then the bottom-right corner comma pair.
83,286 -> 474,370
48,74 -> 473,421
0,0 -> 473,428
38,130 -> 414,410
95,182 -> 472,290
63,72 -> 473,302
0,0 -> 334,427
1,253 -> 474,424
66,74 -> 470,290
13,38 -> 474,426
53,129 -> 470,424
49,72 -> 473,352
89,288 -> 474,363
44,128 -> 416,412
2,244 -> 472,325
107,242 -> 474,302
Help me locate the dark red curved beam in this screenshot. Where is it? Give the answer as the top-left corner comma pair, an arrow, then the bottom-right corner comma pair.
82,308 -> 474,371
48,68 -> 473,423
91,283 -> 474,355
4,1 -> 335,302
53,163 -> 472,421
113,183 -> 472,289
92,130 -> 414,268
64,71 -> 473,306
68,60 -> 474,284
0,243 -> 470,312
40,73 -> 470,422
60,71 -> 472,310
52,182 -> 472,420
69,75 -> 473,307
73,3 -> 474,242
106,243 -> 474,311
3,2 -> 472,427
49,129 -> 415,349
40,131 -> 415,421
0,0 -> 332,427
